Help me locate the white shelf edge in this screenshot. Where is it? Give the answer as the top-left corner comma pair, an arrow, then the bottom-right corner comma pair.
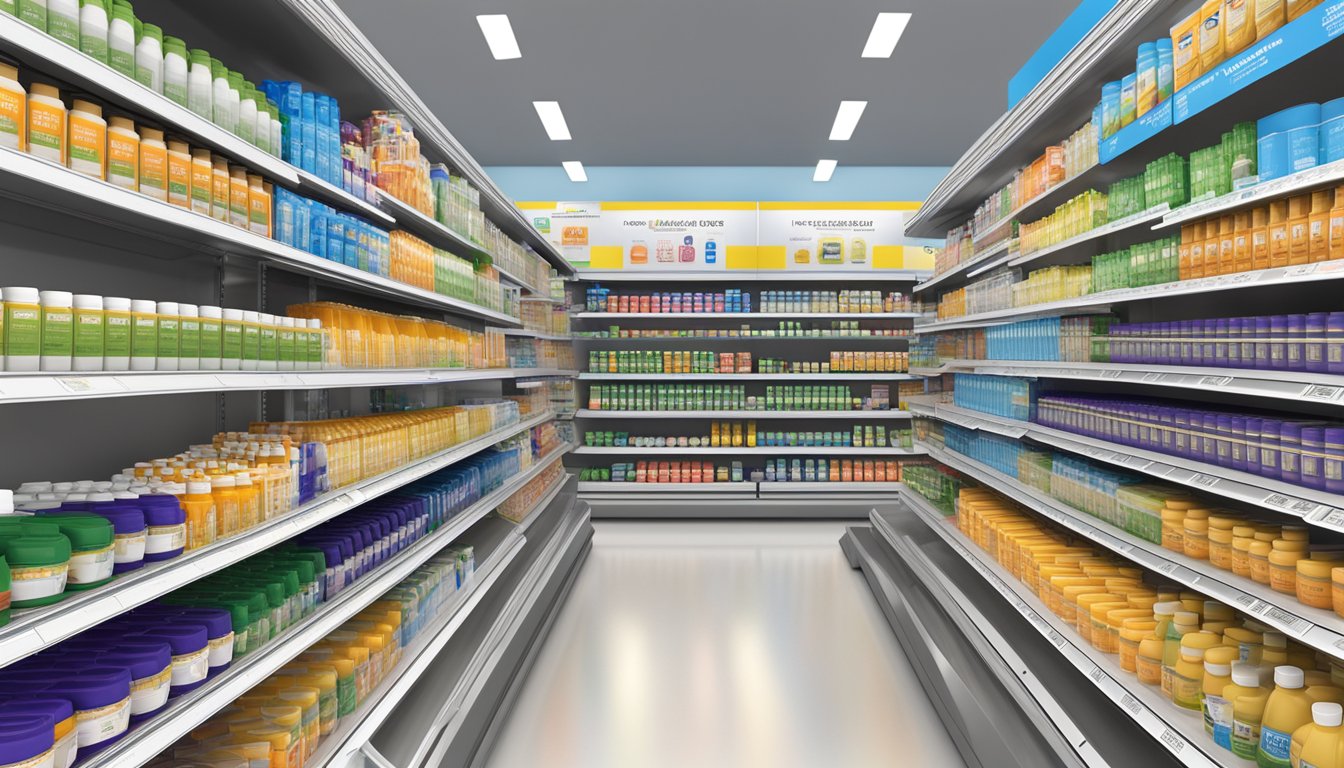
573,409 -> 912,420
571,446 -> 924,456
886,489 -> 1224,768
758,481 -> 904,492
0,411 -> 554,667
500,329 -> 573,341
576,481 -> 758,493
573,312 -> 924,320
578,372 -> 918,381
919,444 -> 1344,661
914,239 -> 1013,293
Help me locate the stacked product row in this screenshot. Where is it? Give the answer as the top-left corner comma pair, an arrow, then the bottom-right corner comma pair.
583,423 -> 914,449
585,384 -> 896,412
580,322 -> 914,340
583,286 -> 919,315
581,459 -> 910,484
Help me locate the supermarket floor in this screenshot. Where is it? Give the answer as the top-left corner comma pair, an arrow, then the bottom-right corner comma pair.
482,520 -> 963,768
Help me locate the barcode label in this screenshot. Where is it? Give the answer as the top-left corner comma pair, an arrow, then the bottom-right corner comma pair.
1316,509 -> 1344,529
1157,561 -> 1179,575
1121,694 -> 1143,715
1089,666 -> 1105,683
1265,494 -> 1295,509
1302,385 -> 1343,401
1160,729 -> 1186,753
1100,369 -> 1123,379
1234,593 -> 1256,607
1200,376 -> 1233,387
1264,606 -> 1312,635
1190,474 -> 1219,488
1142,372 -> 1165,383
1288,264 -> 1320,277
1291,499 -> 1320,515
57,377 -> 93,392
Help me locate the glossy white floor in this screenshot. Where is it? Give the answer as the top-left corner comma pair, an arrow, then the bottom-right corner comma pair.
484,521 -> 963,768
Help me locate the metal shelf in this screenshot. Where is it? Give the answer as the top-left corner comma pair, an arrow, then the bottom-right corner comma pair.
572,446 -> 924,456
574,312 -> 924,320
758,481 -> 904,493
914,239 -> 1013,294
0,368 -> 576,405
912,359 -> 1344,408
574,409 -> 912,420
504,472 -> 572,534
1160,158 -> 1344,228
575,270 -> 930,283
578,372 -> 918,381
887,490 -> 1225,767
500,329 -> 574,341
0,146 -> 523,326
1007,205 -> 1172,269
910,397 -> 1344,534
577,481 -> 758,494
84,510 -> 528,768
0,411 -> 554,668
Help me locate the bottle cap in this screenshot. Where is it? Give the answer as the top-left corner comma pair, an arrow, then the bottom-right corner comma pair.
1,287 -> 39,303
131,299 -> 156,313
178,303 -> 199,317
140,23 -> 161,42
72,294 -> 103,310
1314,702 -> 1343,728
1230,662 -> 1260,687
199,305 -> 222,319
1275,665 -> 1304,688
156,301 -> 179,315
39,290 -> 72,307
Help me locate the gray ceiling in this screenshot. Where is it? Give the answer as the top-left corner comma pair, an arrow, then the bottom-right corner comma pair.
333,0 -> 1079,167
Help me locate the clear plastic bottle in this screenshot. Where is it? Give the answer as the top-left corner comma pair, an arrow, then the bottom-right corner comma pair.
78,0 -> 109,65
210,58 -> 235,134
106,1 -> 135,78
186,48 -> 212,119
161,36 -> 188,107
134,23 -> 163,93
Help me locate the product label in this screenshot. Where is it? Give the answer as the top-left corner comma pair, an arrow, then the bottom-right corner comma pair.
157,316 -> 179,358
67,545 -> 113,584
221,321 -> 242,360
0,0 -> 15,16
27,101 -> 64,158
169,647 -> 209,686
79,36 -> 109,65
16,0 -> 44,29
190,162 -> 212,215
40,306 -> 73,358
229,178 -> 248,228
9,563 -> 67,602
107,133 -> 137,189
1204,693 -> 1232,748
145,523 -> 185,555
211,171 -> 229,221
5,304 -> 40,357
131,314 -> 157,358
139,146 -> 166,199
68,116 -> 105,177
258,324 -> 277,362
179,318 -> 200,360
168,154 -> 190,206
73,696 -> 129,748
73,308 -> 104,358
164,81 -> 187,107
1233,715 -> 1261,759
0,88 -> 22,150
199,319 -> 222,359
112,530 -> 146,564
109,47 -> 134,78
242,323 -> 259,361
135,63 -> 155,89
1258,725 -> 1292,766
127,668 -> 171,715
103,313 -> 130,358
249,190 -> 270,236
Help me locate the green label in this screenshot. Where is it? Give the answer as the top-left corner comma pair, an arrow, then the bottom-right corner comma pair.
80,37 -> 108,65
109,160 -> 135,183
70,144 -> 100,164
164,82 -> 187,107
179,319 -> 200,360
169,179 -> 189,198
277,328 -> 295,363
29,127 -> 60,151
0,301 -> 5,358
135,64 -> 154,89
4,306 -> 39,357
191,184 -> 210,204
259,326 -> 277,362
0,115 -> 16,138
104,315 -> 130,357
40,308 -> 73,358
131,315 -> 157,358
242,324 -> 259,361
157,317 -> 179,358
16,0 -> 44,28
0,0 -> 15,16
73,310 -> 104,358
109,48 -> 134,78
48,13 -> 79,46
222,321 -> 243,361
200,320 -> 222,359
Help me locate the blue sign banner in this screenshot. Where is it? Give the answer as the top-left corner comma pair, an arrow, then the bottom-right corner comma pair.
1174,0 -> 1344,122
1100,100 -> 1172,164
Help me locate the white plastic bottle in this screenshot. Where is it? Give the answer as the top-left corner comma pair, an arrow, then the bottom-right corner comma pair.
129,298 -> 157,371
269,104 -> 282,160
106,1 -> 135,78
186,48 -> 212,120
71,293 -> 103,372
210,59 -> 235,134
78,0 -> 109,65
135,23 -> 163,93
221,307 -> 243,371
252,93 -> 269,154
277,316 -> 294,372
2,286 -> 41,372
178,302 -> 199,370
258,312 -> 277,371
0,64 -> 24,152
236,81 -> 257,146
240,309 -> 259,371
161,36 -> 188,107
45,0 -> 79,49
39,290 -> 73,372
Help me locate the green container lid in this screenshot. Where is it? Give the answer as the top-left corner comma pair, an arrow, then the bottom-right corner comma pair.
111,4 -> 133,22
163,36 -> 186,54
0,554 -> 10,627
171,595 -> 250,634
0,519 -> 61,539
189,48 -> 211,66
284,547 -> 329,573
210,58 -> 225,79
266,558 -> 316,586
1,534 -> 71,567
227,71 -> 243,89
37,514 -> 113,551
140,23 -> 161,42
216,576 -> 285,608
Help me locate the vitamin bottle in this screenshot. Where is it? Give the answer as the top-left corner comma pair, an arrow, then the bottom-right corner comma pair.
1174,632 -> 1222,710
134,22 -> 162,92
180,473 -> 216,549
67,99 -> 106,180
240,310 -> 260,371
78,0 -> 108,64
155,300 -> 179,371
258,313 -> 278,371
106,1 -> 134,78
1252,206 -> 1271,270
1260,665 -> 1314,766
210,474 -> 239,540
247,174 -> 270,236
1310,188 -> 1334,263
1288,194 -> 1311,265
161,36 -> 188,107
198,305 -> 222,370
210,155 -> 229,222
71,294 -> 103,372
138,126 -> 167,201
210,59 -> 235,134
186,48 -> 212,119
129,298 -> 157,371
235,471 -> 258,530
0,63 -> 25,152
237,80 -> 257,145
252,93 -> 270,154
178,303 -> 200,371
167,138 -> 191,208
2,286 -> 41,372
1227,662 -> 1270,759
46,0 -> 77,47
228,165 -> 248,229
38,290 -> 72,372
308,318 -> 324,370
102,296 -> 130,371
278,317 -> 296,372
106,115 -> 139,192
189,148 -> 212,216
221,308 -> 243,370
1202,648 -> 1238,746
26,82 -> 64,163
1234,210 -> 1253,272
1292,702 -> 1344,768
1269,200 -> 1290,268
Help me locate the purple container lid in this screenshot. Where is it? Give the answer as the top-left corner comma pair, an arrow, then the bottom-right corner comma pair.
299,541 -> 341,570
0,715 -> 55,764
171,608 -> 233,641
93,506 -> 147,535
133,624 -> 208,655
0,697 -> 74,724
1327,427 -> 1344,445
97,641 -> 172,680
139,495 -> 186,525
46,666 -> 132,710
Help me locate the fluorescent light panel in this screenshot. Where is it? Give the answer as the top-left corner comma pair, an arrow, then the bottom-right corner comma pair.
476,15 -> 521,60
532,101 -> 572,141
829,101 -> 867,141
813,160 -> 837,182
862,13 -> 911,58
563,161 -> 588,182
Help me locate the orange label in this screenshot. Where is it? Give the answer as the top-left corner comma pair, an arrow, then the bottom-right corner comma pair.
27,99 -> 63,160
0,87 -> 25,151
561,225 -> 588,246
107,132 -> 138,189
140,144 -> 168,200
67,114 -> 105,178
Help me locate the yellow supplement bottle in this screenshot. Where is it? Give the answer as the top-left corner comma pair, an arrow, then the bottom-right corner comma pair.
1174,632 -> 1223,710
189,148 -> 213,216
1310,188 -> 1334,263
1163,610 -> 1201,698
167,139 -> 191,208
1203,646 -> 1239,743
1287,0 -> 1325,21
228,165 -> 248,229
179,473 -> 217,550
106,115 -> 138,192
1226,662 -> 1271,758
210,155 -> 230,222
1292,701 -> 1344,768
67,99 -> 106,179
1171,9 -> 1203,92
138,127 -> 167,201
26,82 -> 65,164
0,62 -> 26,151
211,474 -> 240,540
1260,665 -> 1314,768
1224,0 -> 1255,56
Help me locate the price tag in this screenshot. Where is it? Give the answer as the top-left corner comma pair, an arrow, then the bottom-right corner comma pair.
1288,264 -> 1320,277
1160,729 -> 1186,754
1200,376 -> 1233,387
1047,630 -> 1067,648
1121,693 -> 1143,715
1263,606 -> 1312,636
57,377 -> 93,393
1089,666 -> 1105,683
1314,508 -> 1344,530
1234,593 -> 1257,608
1302,385 -> 1344,401
1265,493 -> 1296,510
1100,369 -> 1123,379
1157,561 -> 1179,576
1141,372 -> 1165,383
1190,473 -> 1219,488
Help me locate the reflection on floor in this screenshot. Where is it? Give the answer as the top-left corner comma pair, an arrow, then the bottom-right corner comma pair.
484,520 -> 963,768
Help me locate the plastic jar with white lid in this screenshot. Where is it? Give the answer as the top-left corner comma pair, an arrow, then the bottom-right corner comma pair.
3,287 -> 41,372
186,48 -> 212,120
221,308 -> 243,370
198,305 -> 222,370
38,290 -> 73,372
134,23 -> 162,93
210,59 -> 235,134
106,1 -> 135,78
78,0 -> 108,64
0,64 -> 24,153
161,36 -> 188,107
71,294 -> 104,372
26,83 -> 65,164
277,316 -> 296,372
155,301 -> 179,371
66,100 -> 105,180
105,115 -> 138,192
178,303 -> 200,370
101,297 -> 131,371
129,299 -> 157,371
251,93 -> 270,154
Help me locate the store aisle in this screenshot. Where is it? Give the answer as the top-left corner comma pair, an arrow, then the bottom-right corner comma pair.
483,520 -> 963,768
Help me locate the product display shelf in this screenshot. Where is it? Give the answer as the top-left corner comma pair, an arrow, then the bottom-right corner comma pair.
583,334 -> 913,344
914,239 -> 1014,294
575,481 -> 758,495
574,270 -> 931,283
921,442 -> 1344,664
916,259 -> 1344,333
578,372 -> 919,382
757,481 -> 905,493
913,359 -> 1344,408
575,409 -> 911,420
504,472 -> 572,535
371,188 -> 504,270
574,312 -> 924,320
1159,158 -> 1344,228
976,165 -> 1102,249
86,515 -> 527,768
501,329 -> 573,341
0,410 -> 553,668
0,147 -> 524,326
0,368 -> 578,405
1006,204 -> 1172,270
572,446 -> 925,456
0,14 -> 394,226
883,490 -> 1225,768
910,396 -> 1344,534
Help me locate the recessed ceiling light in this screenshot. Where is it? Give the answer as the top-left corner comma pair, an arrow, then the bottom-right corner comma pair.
532,101 -> 572,141
862,13 -> 911,58
813,160 -> 837,182
829,101 -> 868,141
476,15 -> 521,60
563,161 -> 588,182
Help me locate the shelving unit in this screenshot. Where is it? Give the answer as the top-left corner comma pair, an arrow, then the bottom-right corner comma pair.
573,446 -> 924,456
575,409 -> 911,420
574,312 -> 925,320
578,372 -> 918,381
576,270 -> 930,283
